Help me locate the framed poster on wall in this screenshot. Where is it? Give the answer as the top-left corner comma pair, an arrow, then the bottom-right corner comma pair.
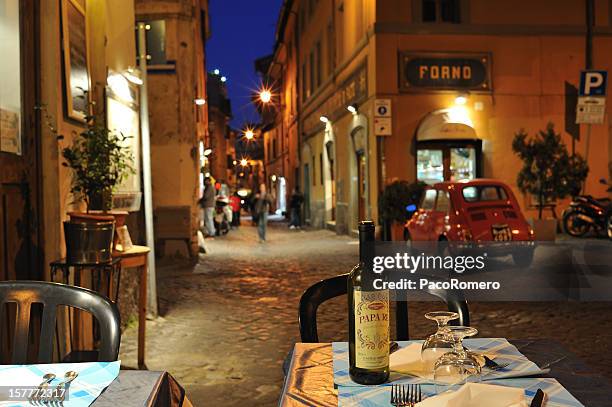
61,0 -> 90,122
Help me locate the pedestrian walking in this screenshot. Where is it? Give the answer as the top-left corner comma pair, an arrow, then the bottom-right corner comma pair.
200,177 -> 216,237
254,183 -> 273,242
288,186 -> 304,229
229,192 -> 241,228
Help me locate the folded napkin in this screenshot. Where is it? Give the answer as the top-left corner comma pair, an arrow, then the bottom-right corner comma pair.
0,360 -> 120,407
390,344 -> 489,379
416,383 -> 528,407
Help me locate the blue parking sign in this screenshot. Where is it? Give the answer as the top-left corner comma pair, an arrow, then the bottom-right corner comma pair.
579,70 -> 607,96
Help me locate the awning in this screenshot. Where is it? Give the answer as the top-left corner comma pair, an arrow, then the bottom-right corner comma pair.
416,107 -> 478,141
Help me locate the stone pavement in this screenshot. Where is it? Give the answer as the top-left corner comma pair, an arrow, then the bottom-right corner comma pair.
119,220 -> 612,406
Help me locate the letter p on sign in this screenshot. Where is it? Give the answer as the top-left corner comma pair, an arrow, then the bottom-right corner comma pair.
580,70 -> 608,96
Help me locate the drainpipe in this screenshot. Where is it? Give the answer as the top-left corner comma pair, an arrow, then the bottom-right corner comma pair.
137,22 -> 158,317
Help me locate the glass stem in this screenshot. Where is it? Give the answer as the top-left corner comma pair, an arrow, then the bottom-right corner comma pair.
453,337 -> 466,357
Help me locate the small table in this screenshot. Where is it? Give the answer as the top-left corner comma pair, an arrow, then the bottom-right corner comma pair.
279,340 -> 612,406
113,245 -> 150,369
93,370 -> 193,406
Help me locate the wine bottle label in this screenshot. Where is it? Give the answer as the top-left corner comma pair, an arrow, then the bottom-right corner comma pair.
354,289 -> 390,369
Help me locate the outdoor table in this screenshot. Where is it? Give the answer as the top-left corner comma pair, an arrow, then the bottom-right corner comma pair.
279,339 -> 612,406
112,245 -> 151,369
93,370 -> 192,406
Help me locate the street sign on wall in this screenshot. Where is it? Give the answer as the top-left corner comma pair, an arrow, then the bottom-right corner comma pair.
374,99 -> 392,117
374,117 -> 392,135
576,70 -> 607,124
576,96 -> 605,124
579,70 -> 607,96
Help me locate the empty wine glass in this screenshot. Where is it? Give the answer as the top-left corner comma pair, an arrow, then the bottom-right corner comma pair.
420,311 -> 459,371
433,326 -> 481,390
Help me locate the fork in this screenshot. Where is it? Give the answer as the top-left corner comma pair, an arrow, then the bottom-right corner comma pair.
391,384 -> 422,406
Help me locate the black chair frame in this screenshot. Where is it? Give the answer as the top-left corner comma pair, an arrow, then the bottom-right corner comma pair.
0,281 -> 121,364
298,273 -> 470,342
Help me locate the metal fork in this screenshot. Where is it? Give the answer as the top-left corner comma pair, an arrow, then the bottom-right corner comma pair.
391,384 -> 422,406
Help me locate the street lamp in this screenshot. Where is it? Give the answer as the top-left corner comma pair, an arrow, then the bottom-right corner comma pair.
244,128 -> 254,140
259,88 -> 272,104
203,148 -> 213,156
240,158 -> 249,167
320,115 -> 329,123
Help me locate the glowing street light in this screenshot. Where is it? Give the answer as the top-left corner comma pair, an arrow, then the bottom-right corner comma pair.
244,128 -> 254,140
259,88 -> 272,104
320,115 -> 329,123
240,158 -> 249,167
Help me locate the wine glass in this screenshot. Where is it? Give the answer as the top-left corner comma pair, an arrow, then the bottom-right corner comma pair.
420,311 -> 459,371
433,326 -> 481,390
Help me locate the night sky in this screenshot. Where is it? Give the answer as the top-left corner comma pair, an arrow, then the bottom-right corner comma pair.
207,0 -> 284,129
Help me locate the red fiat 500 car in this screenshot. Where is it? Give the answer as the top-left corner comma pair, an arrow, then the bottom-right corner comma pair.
404,179 -> 535,267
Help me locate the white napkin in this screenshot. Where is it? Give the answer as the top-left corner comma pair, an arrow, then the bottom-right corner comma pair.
416,383 -> 528,407
390,343 -> 433,377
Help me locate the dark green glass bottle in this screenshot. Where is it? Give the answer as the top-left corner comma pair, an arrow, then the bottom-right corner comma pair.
348,221 -> 390,385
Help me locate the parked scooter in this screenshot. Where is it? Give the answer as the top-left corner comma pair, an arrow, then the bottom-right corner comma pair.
562,179 -> 612,238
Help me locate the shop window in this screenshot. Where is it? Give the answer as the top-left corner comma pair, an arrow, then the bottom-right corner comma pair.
422,0 -> 461,23
417,149 -> 444,185
450,147 -> 475,182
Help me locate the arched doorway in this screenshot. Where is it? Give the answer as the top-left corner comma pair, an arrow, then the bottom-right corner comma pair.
415,108 -> 481,185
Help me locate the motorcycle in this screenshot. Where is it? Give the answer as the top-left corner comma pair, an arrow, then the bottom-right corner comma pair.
562,179 -> 612,239
214,195 -> 231,236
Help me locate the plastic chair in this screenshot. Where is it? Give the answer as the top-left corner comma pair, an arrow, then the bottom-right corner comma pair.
298,273 -> 470,342
0,281 -> 121,363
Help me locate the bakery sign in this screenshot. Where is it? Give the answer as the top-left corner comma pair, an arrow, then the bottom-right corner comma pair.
399,52 -> 491,92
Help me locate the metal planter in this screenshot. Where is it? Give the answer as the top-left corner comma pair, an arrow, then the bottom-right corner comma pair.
63,220 -> 115,264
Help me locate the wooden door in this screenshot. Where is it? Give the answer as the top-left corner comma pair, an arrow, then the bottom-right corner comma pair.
0,0 -> 42,282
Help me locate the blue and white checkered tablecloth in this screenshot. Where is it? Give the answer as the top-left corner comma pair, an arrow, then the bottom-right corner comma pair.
338,378 -> 585,407
333,339 -> 547,387
0,361 -> 120,407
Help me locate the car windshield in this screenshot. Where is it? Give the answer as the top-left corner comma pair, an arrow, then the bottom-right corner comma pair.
462,185 -> 508,202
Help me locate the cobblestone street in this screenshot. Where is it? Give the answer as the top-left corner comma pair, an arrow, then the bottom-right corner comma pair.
119,220 -> 612,406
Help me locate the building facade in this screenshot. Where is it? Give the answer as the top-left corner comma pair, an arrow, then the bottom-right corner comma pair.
267,0 -> 612,236
207,71 -> 234,186
135,0 -> 210,255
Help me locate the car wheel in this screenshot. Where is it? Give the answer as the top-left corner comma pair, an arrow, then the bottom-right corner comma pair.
563,211 -> 590,237
512,248 -> 534,267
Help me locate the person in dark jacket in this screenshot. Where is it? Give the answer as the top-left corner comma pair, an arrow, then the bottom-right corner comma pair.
288,186 -> 304,229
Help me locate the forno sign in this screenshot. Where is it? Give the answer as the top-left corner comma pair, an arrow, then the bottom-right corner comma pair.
400,52 -> 491,91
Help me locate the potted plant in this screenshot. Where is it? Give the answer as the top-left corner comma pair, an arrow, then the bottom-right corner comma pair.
40,104 -> 134,262
379,180 -> 426,241
512,123 -> 588,240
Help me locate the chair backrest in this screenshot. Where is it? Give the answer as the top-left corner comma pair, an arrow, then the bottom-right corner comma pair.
298,273 -> 470,342
0,281 -> 121,363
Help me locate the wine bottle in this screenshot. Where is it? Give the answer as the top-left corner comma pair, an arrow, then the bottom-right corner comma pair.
348,220 -> 390,385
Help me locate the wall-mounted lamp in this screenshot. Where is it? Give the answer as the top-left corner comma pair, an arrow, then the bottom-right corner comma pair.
347,104 -> 358,114
454,92 -> 469,105
320,115 -> 329,123
203,148 -> 213,156
271,174 -> 277,182
221,76 -> 227,83
195,98 -> 206,106
213,69 -> 220,75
